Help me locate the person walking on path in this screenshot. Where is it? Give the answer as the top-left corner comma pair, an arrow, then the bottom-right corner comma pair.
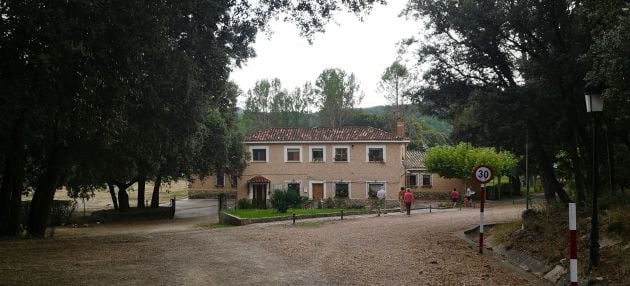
376,187 -> 387,216
398,187 -> 406,213
404,188 -> 414,216
464,187 -> 475,207
450,188 -> 460,208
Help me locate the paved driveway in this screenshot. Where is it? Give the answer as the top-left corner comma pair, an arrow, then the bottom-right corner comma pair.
0,200 -> 550,285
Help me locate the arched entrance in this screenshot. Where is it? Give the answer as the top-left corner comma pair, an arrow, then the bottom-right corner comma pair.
248,176 -> 270,209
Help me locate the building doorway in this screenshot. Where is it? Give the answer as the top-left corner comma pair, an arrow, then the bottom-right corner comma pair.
312,183 -> 324,202
253,184 -> 267,209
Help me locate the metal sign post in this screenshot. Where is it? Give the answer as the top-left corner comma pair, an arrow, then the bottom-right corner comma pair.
473,165 -> 493,254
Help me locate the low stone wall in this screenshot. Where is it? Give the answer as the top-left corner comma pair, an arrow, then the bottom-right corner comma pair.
220,210 -> 371,226
91,207 -> 174,222
413,192 -> 450,201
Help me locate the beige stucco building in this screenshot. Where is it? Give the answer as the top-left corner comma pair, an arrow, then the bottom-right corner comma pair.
403,150 -> 464,197
241,127 -> 409,208
191,126 -> 409,207
190,126 -> 465,206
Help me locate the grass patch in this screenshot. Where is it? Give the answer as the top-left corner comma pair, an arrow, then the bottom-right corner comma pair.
226,208 -> 342,219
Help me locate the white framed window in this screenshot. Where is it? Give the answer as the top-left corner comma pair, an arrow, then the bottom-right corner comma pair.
287,182 -> 301,196
409,174 -> 418,187
249,146 -> 269,162
284,146 -> 302,162
366,145 -> 386,162
421,173 -> 432,187
334,182 -> 351,198
309,146 -> 326,162
230,175 -> 238,188
366,182 -> 385,198
333,146 -> 350,162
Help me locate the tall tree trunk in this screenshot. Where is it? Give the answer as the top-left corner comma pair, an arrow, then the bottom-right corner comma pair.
27,147 -> 63,238
115,181 -> 134,212
107,182 -> 119,210
567,116 -> 587,207
604,125 -> 616,193
510,175 -> 521,196
529,122 -> 571,204
497,176 -> 502,200
137,173 -> 146,209
150,175 -> 162,208
0,117 -> 26,236
568,134 -> 587,207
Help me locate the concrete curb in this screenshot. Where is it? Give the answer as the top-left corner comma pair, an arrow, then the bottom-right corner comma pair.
220,209 -> 375,226
457,225 -> 556,285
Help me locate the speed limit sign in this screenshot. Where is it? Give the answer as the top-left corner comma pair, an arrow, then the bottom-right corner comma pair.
473,165 -> 493,184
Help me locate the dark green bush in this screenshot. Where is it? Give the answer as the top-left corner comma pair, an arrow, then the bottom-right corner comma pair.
270,189 -> 308,213
237,198 -> 253,209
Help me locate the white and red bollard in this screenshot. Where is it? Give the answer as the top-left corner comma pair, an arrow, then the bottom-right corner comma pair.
569,203 -> 578,285
479,184 -> 485,254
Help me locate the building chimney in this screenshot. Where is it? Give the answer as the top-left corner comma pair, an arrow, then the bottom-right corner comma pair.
396,118 -> 405,137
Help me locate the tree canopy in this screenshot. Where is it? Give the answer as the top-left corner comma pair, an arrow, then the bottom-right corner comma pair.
0,0 -> 385,237
405,0 -> 630,204
315,68 -> 364,127
424,142 -> 517,185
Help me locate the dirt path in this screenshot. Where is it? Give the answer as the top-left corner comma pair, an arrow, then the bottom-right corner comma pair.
0,202 -> 544,285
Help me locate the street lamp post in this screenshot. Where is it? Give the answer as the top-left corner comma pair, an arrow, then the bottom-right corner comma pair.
584,82 -> 604,272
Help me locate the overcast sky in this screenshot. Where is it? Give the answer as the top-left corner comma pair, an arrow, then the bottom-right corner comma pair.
229,1 -> 422,108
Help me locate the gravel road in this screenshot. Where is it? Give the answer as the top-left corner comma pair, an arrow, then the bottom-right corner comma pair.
0,202 -> 545,285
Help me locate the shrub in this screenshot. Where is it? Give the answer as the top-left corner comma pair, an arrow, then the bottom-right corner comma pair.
599,191 -> 630,211
21,200 -> 76,226
521,208 -> 538,228
605,207 -> 630,237
323,197 -> 335,209
270,190 -> 309,213
237,198 -> 253,209
50,200 -> 77,226
349,202 -> 365,209
334,198 -> 349,209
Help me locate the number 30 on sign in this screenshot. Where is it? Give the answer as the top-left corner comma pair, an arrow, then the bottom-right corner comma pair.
473,165 -> 493,184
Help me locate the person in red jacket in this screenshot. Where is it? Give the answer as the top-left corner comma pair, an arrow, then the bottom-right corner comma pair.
403,188 -> 414,216
398,187 -> 406,213
450,188 -> 460,208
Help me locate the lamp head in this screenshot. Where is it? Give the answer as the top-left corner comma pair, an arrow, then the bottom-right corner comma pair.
584,81 -> 604,113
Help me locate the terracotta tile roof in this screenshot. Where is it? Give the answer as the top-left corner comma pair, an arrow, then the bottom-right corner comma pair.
404,150 -> 426,169
247,175 -> 270,183
245,127 -> 406,142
